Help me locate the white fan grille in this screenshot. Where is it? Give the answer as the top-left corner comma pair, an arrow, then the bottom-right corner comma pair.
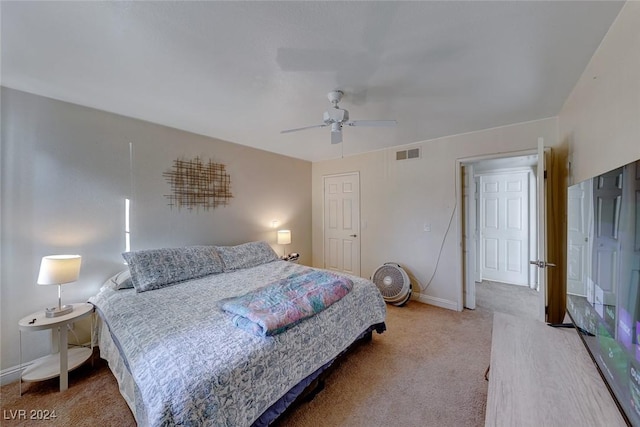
372,263 -> 411,306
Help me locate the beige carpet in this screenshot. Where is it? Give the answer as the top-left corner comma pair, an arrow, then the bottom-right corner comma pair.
1,302 -> 494,427
277,303 -> 492,427
0,354 -> 135,427
475,280 -> 539,320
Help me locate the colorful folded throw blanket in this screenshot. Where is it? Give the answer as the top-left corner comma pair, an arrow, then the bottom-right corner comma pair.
222,269 -> 354,336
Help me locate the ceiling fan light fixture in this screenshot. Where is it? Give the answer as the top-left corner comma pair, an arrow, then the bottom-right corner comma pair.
331,128 -> 343,145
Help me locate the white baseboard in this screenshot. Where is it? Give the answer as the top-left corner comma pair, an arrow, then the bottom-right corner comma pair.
1,343 -> 93,386
411,292 -> 459,311
0,363 -> 30,386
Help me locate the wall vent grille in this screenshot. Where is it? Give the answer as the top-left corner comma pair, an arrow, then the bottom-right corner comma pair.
396,147 -> 421,161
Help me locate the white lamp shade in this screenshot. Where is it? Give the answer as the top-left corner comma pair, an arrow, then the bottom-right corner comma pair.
37,255 -> 82,285
277,230 -> 291,245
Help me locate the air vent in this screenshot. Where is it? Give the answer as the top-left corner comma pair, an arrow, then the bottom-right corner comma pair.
396,147 -> 421,161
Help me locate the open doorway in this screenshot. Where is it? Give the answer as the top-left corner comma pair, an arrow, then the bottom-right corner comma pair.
460,151 -> 542,320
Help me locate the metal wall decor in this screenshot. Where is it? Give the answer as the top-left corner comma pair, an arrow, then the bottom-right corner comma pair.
163,157 -> 232,211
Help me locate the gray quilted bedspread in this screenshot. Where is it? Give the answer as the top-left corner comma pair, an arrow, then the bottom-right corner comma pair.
90,261 -> 386,426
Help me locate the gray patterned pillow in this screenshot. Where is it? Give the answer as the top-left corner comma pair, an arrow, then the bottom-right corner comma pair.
122,246 -> 224,292
215,241 -> 279,272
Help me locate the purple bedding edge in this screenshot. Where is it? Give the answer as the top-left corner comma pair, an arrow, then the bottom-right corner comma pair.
251,322 -> 387,426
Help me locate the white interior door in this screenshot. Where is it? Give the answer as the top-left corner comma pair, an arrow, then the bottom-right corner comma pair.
323,173 -> 361,276
534,138 -> 548,322
474,175 -> 482,283
463,164 -> 477,309
480,171 -> 530,285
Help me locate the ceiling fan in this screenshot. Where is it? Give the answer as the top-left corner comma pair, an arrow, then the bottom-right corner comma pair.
280,90 -> 397,144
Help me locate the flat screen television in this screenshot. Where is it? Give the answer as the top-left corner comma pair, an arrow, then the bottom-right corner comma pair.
567,158 -> 640,426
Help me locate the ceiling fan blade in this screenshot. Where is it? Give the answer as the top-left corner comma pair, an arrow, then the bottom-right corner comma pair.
347,120 -> 397,127
331,130 -> 343,145
281,124 -> 327,134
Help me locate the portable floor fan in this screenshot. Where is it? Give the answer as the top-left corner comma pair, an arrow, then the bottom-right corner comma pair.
371,263 -> 412,306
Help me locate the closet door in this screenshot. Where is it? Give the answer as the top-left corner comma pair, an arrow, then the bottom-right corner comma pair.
323,173 -> 360,276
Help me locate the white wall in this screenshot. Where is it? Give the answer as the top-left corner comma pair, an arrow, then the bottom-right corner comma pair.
0,88 -> 311,377
559,1 -> 640,183
312,118 -> 558,310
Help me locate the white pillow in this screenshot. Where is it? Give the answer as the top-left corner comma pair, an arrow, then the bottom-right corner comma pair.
103,269 -> 134,290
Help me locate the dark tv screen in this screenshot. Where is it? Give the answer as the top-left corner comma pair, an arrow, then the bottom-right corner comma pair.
567,158 -> 640,426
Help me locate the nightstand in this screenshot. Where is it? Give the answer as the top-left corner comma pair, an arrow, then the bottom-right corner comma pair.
18,302 -> 94,394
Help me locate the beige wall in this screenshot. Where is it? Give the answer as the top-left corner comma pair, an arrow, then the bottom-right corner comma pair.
559,1 -> 640,183
312,118 -> 558,310
0,88 -> 311,377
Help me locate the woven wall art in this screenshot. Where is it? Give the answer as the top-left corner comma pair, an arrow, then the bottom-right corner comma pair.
163,157 -> 232,211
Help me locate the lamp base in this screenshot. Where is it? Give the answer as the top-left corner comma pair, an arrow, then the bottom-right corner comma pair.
45,304 -> 73,318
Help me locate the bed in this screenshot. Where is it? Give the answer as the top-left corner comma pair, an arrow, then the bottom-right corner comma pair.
89,242 -> 387,426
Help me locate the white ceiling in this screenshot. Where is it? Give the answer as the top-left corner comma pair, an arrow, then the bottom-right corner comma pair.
1,1 -> 624,162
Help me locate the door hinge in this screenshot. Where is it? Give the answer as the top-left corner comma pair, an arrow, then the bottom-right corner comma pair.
544,170 -> 547,179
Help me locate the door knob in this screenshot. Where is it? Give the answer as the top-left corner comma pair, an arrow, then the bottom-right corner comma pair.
529,260 -> 556,268
349,234 -> 357,238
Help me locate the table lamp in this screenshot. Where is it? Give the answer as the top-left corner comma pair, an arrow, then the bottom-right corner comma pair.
37,255 -> 82,318
277,229 -> 291,257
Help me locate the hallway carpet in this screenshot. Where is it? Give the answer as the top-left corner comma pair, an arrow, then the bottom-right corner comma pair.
476,280 -> 539,320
